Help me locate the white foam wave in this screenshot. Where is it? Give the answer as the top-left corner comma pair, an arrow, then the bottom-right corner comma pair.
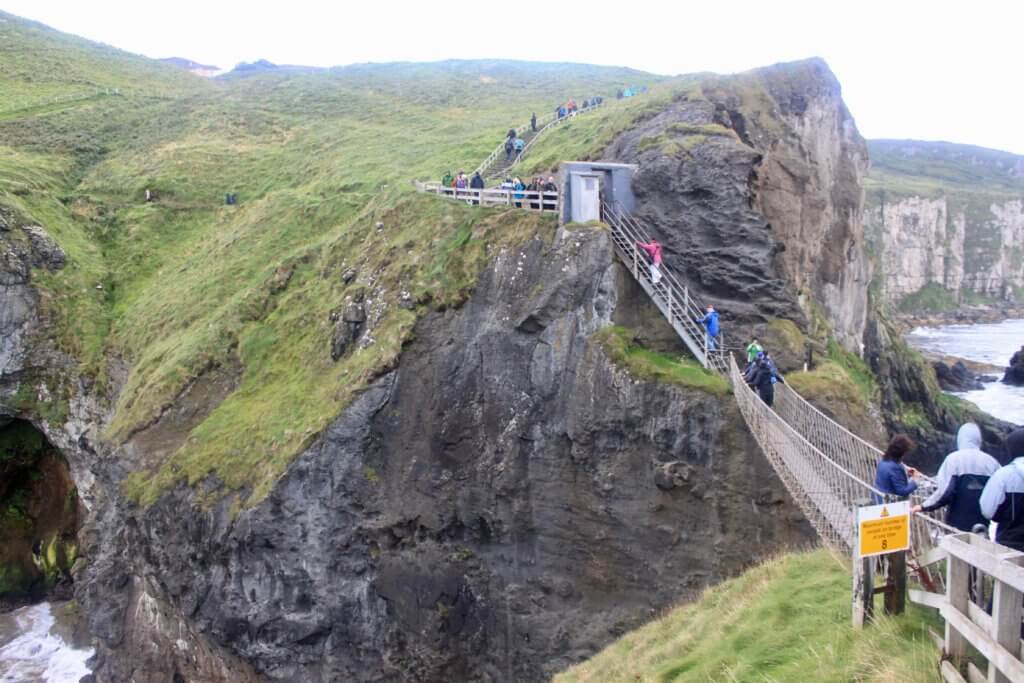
0,603 -> 92,682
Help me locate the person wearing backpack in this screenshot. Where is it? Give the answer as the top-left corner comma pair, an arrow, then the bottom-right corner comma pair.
635,239 -> 663,285
513,137 -> 525,158
914,423 -> 999,532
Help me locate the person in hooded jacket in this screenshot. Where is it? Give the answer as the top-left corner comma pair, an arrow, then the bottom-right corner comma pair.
912,423 -> 999,531
980,428 -> 1024,551
748,356 -> 775,407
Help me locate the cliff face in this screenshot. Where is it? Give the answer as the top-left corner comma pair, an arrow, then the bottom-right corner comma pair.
865,140 -> 1024,310
78,228 -> 809,682
0,57 -> 877,682
604,58 -> 870,352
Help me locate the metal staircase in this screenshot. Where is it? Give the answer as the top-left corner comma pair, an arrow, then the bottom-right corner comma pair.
601,202 -> 727,372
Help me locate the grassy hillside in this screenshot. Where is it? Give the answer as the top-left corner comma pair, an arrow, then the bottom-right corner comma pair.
556,549 -> 941,683
866,139 -> 1024,199
0,12 -> 674,506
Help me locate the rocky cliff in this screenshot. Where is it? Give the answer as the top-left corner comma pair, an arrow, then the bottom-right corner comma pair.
865,140 -> 1024,312
73,227 -> 809,682
605,58 -> 870,353
0,56 -> 878,683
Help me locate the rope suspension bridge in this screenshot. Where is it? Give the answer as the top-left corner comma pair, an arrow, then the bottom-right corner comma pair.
417,103 -> 1024,680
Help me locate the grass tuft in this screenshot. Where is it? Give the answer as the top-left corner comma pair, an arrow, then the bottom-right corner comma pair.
593,326 -> 729,395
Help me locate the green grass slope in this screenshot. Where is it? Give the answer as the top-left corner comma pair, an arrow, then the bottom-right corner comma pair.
866,140 -> 1024,199
0,11 -> 673,506
556,549 -> 941,683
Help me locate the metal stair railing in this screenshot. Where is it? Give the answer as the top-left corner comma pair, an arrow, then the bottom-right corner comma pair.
601,201 -> 727,372
491,102 -> 606,179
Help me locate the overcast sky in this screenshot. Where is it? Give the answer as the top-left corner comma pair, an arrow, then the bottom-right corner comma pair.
4,0 -> 1022,154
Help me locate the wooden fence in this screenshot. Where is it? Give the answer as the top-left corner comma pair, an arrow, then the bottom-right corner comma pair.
908,531 -> 1024,683
414,181 -> 559,213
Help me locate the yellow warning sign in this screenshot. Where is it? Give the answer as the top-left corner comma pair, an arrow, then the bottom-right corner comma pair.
858,501 -> 910,558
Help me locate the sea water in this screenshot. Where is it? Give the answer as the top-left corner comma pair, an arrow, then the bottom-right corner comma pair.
906,318 -> 1024,425
0,603 -> 92,682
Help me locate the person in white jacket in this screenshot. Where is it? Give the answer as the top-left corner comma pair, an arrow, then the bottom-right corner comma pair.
912,423 -> 1000,531
980,428 -> 1024,551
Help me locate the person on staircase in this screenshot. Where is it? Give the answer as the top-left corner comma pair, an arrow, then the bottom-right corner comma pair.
531,113 -> 537,132
635,238 -> 663,285
505,136 -> 515,161
873,435 -> 919,502
697,306 -> 720,352
980,428 -> 1024,551
749,355 -> 776,407
912,423 -> 999,532
470,171 -> 485,204
513,136 -> 526,159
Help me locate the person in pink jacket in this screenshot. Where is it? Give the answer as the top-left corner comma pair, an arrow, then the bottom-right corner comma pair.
636,239 -> 663,284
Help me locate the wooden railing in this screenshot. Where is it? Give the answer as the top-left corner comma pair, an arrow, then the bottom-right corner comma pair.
414,181 -> 559,213
909,532 -> 1024,683
474,101 -> 606,179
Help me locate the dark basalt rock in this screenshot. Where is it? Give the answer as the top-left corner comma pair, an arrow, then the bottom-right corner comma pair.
1003,346 -> 1024,386
935,360 -> 985,391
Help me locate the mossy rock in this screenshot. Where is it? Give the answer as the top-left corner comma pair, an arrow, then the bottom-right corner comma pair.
760,318 -> 806,373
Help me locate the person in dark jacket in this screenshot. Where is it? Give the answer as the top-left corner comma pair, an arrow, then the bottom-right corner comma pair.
912,423 -> 999,532
469,171 -> 485,204
505,137 -> 514,160
874,434 -> 919,500
980,428 -> 1024,551
748,357 -> 775,407
531,113 -> 537,132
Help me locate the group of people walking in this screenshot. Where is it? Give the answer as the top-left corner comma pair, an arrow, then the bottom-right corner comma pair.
876,424 -> 1024,551
743,337 -> 783,407
555,96 -> 603,120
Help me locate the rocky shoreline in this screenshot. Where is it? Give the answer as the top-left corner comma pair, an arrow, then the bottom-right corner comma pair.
894,305 -> 1024,333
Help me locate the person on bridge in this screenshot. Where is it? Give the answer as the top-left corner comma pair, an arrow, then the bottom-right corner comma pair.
697,306 -> 720,351
874,435 -> 919,501
749,356 -> 776,407
912,422 -> 999,532
636,239 -> 663,285
980,428 -> 1024,551
531,113 -> 537,132
745,338 -> 763,366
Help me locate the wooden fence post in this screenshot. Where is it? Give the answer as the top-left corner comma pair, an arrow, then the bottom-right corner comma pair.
852,555 -> 873,629
945,552 -> 970,671
990,576 -> 1024,683
883,551 -> 907,615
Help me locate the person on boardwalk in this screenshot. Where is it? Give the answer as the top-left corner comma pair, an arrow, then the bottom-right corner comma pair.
697,305 -> 720,351
454,171 -> 468,198
636,238 -> 663,285
748,356 -> 775,407
912,423 -> 999,532
874,434 -> 919,500
745,338 -> 763,366
470,171 -> 484,204
980,428 -> 1024,551
442,170 -> 453,188
542,176 -> 558,211
513,176 -> 525,208
513,136 -> 525,158
527,176 -> 542,209
531,113 -> 537,132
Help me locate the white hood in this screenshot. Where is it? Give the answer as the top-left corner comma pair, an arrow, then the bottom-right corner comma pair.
957,422 -> 983,451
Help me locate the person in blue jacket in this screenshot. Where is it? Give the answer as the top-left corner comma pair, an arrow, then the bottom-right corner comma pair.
697,306 -> 720,351
980,428 -> 1024,551
912,423 -> 999,532
874,434 -> 919,500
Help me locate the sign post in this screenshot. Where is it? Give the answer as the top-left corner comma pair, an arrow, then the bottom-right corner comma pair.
853,501 -> 911,626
